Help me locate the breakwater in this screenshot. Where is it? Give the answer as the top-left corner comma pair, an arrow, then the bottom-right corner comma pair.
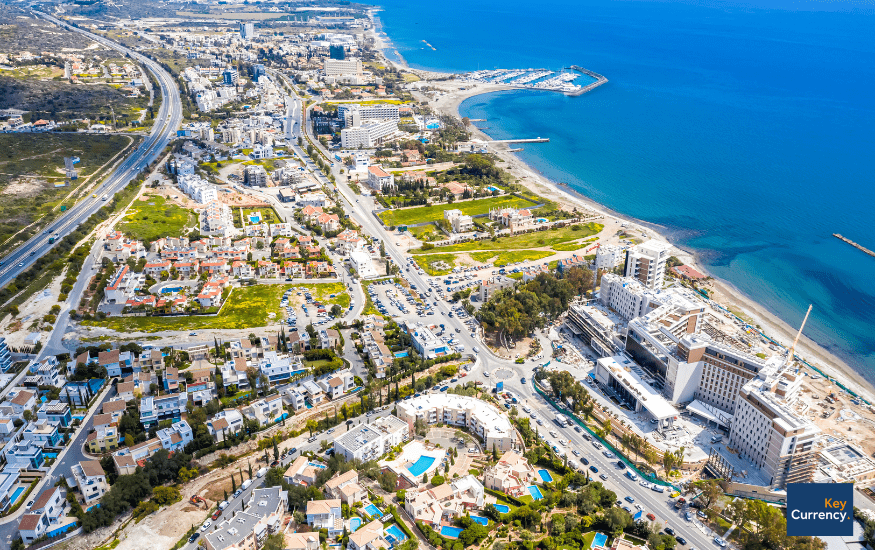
833,234 -> 875,258
566,66 -> 609,96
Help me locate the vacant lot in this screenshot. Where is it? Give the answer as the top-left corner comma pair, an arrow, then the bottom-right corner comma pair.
411,253 -> 457,276
378,195 -> 537,227
0,133 -> 136,247
0,74 -> 149,122
287,282 -> 350,309
469,250 -> 555,267
411,223 -> 604,254
85,283 -> 348,333
118,194 -> 196,243
235,206 -> 283,228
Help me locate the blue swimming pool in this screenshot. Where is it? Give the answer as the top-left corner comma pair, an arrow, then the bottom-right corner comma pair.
538,469 -> 553,483
9,486 -> 24,504
440,526 -> 464,538
493,504 -> 510,514
364,504 -> 383,518
592,533 -> 608,549
162,286 -> 183,294
471,515 -> 488,526
394,351 -> 409,358
350,517 -> 362,532
407,455 -> 435,477
385,524 -> 407,544
527,485 -> 544,500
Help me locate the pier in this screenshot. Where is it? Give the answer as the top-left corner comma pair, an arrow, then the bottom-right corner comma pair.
566,66 -> 609,96
833,234 -> 875,258
485,137 -> 549,144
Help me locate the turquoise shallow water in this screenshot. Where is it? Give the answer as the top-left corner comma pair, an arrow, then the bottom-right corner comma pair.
372,0 -> 875,386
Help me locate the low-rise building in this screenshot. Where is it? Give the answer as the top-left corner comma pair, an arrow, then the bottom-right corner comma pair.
203,487 -> 287,550
140,392 -> 188,428
396,394 -> 516,453
333,415 -> 409,462
207,409 -> 245,442
72,460 -> 108,505
18,486 -> 72,544
484,451 -> 537,497
86,426 -> 120,453
404,475 -> 484,526
323,470 -> 366,505
306,498 -> 342,536
157,420 -> 193,452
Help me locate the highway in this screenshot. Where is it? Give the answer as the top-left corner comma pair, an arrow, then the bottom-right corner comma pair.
0,11 -> 183,289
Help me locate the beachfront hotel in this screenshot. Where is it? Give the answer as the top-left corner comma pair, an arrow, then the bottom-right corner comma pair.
332,415 -> 410,462
395,394 -> 517,453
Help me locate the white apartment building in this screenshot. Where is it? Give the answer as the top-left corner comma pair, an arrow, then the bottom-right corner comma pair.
598,274 -> 660,321
178,174 -> 218,204
484,451 -> 537,497
595,244 -> 624,271
444,209 -> 474,233
624,239 -> 671,289
396,394 -> 516,453
341,119 -> 397,149
333,415 -> 409,462
366,165 -> 394,192
338,103 -> 400,127
245,164 -> 269,187
324,58 -> 362,77
72,460 -> 108,504
204,487 -> 287,550
201,200 -> 235,236
351,249 -> 378,278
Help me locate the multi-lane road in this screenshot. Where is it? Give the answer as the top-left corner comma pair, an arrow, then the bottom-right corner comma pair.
0,11 -> 183,288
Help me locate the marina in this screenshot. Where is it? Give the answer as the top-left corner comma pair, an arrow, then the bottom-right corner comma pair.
459,66 -> 608,96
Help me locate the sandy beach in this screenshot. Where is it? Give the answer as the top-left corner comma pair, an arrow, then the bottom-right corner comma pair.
366,26 -> 875,405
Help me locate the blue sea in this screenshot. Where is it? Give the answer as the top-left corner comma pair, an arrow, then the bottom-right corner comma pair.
371,0 -> 875,386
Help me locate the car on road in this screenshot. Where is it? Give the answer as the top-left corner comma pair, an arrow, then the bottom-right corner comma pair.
521,377 -> 527,384
212,510 -> 222,520
616,460 -> 626,469
189,533 -> 200,543
189,332 -> 197,336
201,520 -> 212,532
589,465 -> 599,473
580,457 -> 589,465
624,496 -> 635,503
647,513 -> 656,521
664,527 -> 675,536
622,506 -> 632,513
714,538 -> 727,547
233,489 -> 242,498
600,474 -> 608,480
676,537 -> 687,546
697,510 -> 707,519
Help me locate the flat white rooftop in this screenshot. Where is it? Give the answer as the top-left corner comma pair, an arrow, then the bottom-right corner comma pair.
596,355 -> 678,420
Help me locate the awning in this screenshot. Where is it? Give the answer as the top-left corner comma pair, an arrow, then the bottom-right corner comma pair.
686,400 -> 734,428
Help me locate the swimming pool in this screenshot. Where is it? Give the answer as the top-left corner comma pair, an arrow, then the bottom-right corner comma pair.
394,351 -> 409,358
161,286 -> 183,294
440,526 -> 464,538
385,524 -> 407,544
493,504 -> 510,514
527,485 -> 544,500
9,486 -> 24,504
471,515 -> 489,526
407,455 -> 436,477
592,533 -> 608,549
538,469 -> 554,483
350,517 -> 362,532
364,504 -> 383,518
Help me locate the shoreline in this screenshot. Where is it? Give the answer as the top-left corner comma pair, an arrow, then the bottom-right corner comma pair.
364,23 -> 875,404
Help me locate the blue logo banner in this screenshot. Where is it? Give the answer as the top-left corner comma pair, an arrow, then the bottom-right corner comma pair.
787,483 -> 853,536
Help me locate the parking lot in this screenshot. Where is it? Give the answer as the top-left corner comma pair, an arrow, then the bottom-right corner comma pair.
367,279 -> 431,317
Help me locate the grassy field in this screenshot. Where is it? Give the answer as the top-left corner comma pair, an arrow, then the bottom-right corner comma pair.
408,224 -> 447,242
550,242 -> 587,251
378,196 -> 537,227
0,133 -> 137,248
289,282 -> 350,308
411,254 -> 457,276
469,250 -> 555,267
118,195 -> 195,242
84,282 -> 348,333
411,223 -> 604,254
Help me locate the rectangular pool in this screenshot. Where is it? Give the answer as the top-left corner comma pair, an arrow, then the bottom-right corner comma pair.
493,504 -> 510,514
471,515 -> 488,526
527,485 -> 544,500
440,526 -> 464,538
592,533 -> 608,549
10,486 -> 25,504
537,469 -> 554,483
364,504 -> 383,518
385,524 -> 408,544
350,517 -> 362,532
407,455 -> 436,477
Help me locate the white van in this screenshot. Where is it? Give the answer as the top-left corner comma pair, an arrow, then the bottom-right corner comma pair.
242,479 -> 253,490
256,467 -> 268,478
